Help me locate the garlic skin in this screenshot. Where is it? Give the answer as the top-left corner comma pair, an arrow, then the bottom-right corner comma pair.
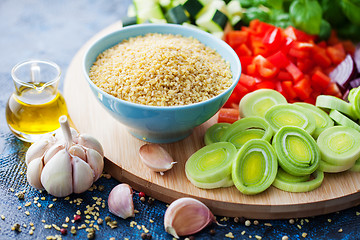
139,144 -> 176,175
25,115 -> 104,197
164,197 -> 215,239
108,184 -> 134,219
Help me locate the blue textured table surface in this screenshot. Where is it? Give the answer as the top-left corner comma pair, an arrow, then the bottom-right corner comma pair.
1,1 -> 360,239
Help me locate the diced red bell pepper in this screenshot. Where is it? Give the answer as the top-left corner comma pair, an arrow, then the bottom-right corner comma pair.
277,71 -> 293,81
324,82 -> 342,99
275,81 -> 288,99
234,83 -> 250,99
238,74 -> 257,89
283,26 -> 316,42
285,62 -> 303,82
312,45 -> 332,68
326,43 -> 346,65
254,80 -> 276,90
235,43 -> 252,57
253,55 -> 279,78
224,90 -> 240,108
341,40 -> 356,55
311,70 -> 331,90
263,28 -> 283,53
240,56 -> 254,70
293,77 -> 312,101
282,81 -> 297,101
267,51 -> 290,69
218,108 -> 240,124
296,59 -> 314,73
226,31 -> 249,49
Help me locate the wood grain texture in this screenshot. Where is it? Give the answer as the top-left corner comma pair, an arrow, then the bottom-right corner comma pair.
63,22 -> 360,219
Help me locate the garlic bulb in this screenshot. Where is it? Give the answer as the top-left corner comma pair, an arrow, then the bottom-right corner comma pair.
108,184 -> 134,219
164,197 -> 215,239
139,144 -> 176,175
25,115 -> 104,197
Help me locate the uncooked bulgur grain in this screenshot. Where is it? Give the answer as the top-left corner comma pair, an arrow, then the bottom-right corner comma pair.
89,33 -> 232,106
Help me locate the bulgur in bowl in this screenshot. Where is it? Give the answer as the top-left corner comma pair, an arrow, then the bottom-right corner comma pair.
83,23 -> 241,143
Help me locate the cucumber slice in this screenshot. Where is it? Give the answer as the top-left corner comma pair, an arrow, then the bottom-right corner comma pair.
226,0 -> 242,16
273,126 -> 320,176
319,160 -> 354,173
185,173 -> 234,189
276,168 -> 310,183
329,109 -> 360,132
265,104 -> 316,135
232,139 -> 278,195
133,0 -> 165,24
183,0 -> 204,18
165,5 -> 190,24
127,4 -> 136,17
317,126 -> 360,166
316,95 -> 357,120
185,142 -> 236,186
196,4 -> 228,33
272,170 -> 324,192
220,116 -> 274,149
204,123 -> 231,145
122,16 -> 138,27
239,89 -> 287,118
294,102 -> 334,139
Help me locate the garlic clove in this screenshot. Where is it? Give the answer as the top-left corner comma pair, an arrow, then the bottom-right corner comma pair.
25,134 -> 55,165
54,127 -> 79,143
164,197 -> 215,239
26,157 -> 44,190
69,144 -> 86,160
43,143 -> 65,164
139,144 -> 176,174
41,149 -> 73,197
108,184 -> 134,219
72,156 -> 94,194
78,134 -> 104,157
86,148 -> 104,181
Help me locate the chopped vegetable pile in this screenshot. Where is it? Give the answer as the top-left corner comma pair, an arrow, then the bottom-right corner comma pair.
224,19 -> 359,108
186,88 -> 360,195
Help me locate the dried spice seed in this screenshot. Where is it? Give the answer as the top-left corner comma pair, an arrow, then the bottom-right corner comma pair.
289,219 -> 295,224
253,220 -> 259,225
12,223 -> 21,232
282,236 -> 289,240
245,220 -> 251,227
105,216 -> 111,223
139,192 -> 146,198
140,197 -> 146,202
74,215 -> 81,221
60,228 -> 67,235
29,229 -> 34,235
264,223 -> 272,227
148,198 -> 155,205
98,185 -> 105,191
87,232 -> 95,239
210,229 -> 216,236
255,235 -> 262,240
16,192 -> 25,200
338,228 -> 343,233
302,232 -> 308,238
1,215 -> 5,220
225,232 -> 234,238
97,218 -> 103,225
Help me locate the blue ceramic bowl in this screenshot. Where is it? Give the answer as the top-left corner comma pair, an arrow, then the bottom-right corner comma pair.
83,24 -> 241,143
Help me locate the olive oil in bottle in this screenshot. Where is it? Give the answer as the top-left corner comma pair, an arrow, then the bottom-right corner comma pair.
6,60 -> 68,142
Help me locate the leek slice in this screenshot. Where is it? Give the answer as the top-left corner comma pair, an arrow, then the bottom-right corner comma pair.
185,173 -> 234,189
239,89 -> 287,118
348,87 -> 360,119
204,123 -> 231,145
276,168 -> 310,183
329,109 -> 360,132
350,158 -> 360,172
185,142 -> 236,188
294,102 -> 334,139
316,95 -> 357,120
220,116 -> 273,149
319,160 -> 354,173
272,170 -> 324,192
272,126 -> 320,176
317,126 -> 360,166
265,104 -> 316,135
232,139 -> 278,195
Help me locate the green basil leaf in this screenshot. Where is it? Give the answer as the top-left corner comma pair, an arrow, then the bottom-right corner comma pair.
289,0 -> 322,35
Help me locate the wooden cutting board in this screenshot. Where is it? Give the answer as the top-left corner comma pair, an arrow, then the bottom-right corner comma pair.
63,21 -> 360,219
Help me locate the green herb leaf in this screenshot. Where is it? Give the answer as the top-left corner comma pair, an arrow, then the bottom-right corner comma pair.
289,0 -> 322,35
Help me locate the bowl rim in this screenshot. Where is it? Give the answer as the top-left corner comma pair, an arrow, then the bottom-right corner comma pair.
82,23 -> 241,110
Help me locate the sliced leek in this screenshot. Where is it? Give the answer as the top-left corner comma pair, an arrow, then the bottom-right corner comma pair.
272,126 -> 320,176
204,123 -> 231,145
317,126 -> 360,166
329,109 -> 360,132
220,116 -> 273,149
294,102 -> 334,139
316,95 -> 357,120
350,159 -> 360,172
185,142 -> 236,189
276,168 -> 310,183
232,139 -> 278,195
319,160 -> 354,173
265,104 -> 316,135
186,174 -> 234,189
239,89 -> 287,118
348,87 -> 360,119
272,170 -> 324,192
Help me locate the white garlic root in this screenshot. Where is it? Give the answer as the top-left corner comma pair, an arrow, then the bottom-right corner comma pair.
164,197 -> 215,239
108,184 -> 134,219
139,144 -> 176,175
59,115 -> 73,148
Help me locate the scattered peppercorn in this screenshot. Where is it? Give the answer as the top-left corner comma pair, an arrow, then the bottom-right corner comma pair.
105,216 -> 111,223
87,232 -> 95,239
245,220 -> 251,227
210,229 -> 216,236
12,223 -> 21,232
60,228 -> 67,235
16,192 -> 25,200
97,218 -> 103,225
140,197 -> 146,202
139,192 -> 146,198
147,197 -> 155,205
74,215 -> 81,222
98,185 -> 105,192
